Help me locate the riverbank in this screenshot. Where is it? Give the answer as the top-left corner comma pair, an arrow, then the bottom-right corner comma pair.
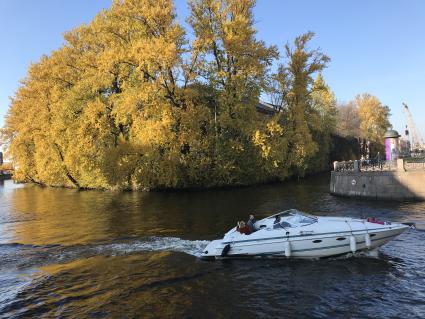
12,169 -> 332,193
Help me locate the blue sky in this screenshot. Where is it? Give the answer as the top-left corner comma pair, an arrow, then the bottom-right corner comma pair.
1,0 -> 424,140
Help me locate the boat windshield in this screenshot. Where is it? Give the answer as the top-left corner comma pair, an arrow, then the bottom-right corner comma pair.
270,209 -> 318,227
285,213 -> 317,225
269,209 -> 306,218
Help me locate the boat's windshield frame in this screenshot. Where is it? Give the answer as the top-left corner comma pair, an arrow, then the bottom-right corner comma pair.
267,209 -> 308,219
266,209 -> 318,226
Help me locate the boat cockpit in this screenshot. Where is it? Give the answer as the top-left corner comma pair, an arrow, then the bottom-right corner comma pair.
263,209 -> 318,230
230,209 -> 319,237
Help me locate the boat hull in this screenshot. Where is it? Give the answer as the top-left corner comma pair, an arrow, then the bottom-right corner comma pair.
201,225 -> 408,259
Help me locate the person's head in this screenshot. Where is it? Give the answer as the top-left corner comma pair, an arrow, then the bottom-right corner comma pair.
249,214 -> 254,220
240,221 -> 246,227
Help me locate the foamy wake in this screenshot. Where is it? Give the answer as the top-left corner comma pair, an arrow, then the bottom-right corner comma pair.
332,248 -> 380,260
0,238 -> 211,275
93,237 -> 210,257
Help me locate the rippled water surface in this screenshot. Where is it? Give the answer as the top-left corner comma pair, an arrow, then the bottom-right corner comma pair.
1,176 -> 425,318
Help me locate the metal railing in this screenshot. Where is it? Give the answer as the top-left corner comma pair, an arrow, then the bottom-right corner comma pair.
360,160 -> 397,172
404,158 -> 425,170
334,160 -> 397,172
334,161 -> 354,172
334,158 -> 425,172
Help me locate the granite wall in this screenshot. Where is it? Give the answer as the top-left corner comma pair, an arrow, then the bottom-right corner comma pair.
330,159 -> 425,201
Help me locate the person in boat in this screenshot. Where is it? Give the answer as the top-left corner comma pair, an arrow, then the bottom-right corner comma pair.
247,214 -> 257,232
237,221 -> 251,235
274,215 -> 281,224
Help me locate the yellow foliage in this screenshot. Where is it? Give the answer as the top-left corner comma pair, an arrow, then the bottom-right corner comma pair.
356,93 -> 391,143
2,0 -> 342,189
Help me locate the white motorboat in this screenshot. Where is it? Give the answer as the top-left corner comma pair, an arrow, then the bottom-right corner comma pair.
201,209 -> 410,259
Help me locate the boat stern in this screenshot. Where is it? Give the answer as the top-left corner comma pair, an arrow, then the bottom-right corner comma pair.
199,239 -> 223,260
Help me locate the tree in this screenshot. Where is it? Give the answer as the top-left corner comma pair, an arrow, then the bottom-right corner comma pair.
3,0 -> 187,189
187,0 -> 279,185
356,93 -> 391,143
3,0 -> 342,190
310,73 -> 337,170
271,32 -> 330,176
336,101 -> 360,138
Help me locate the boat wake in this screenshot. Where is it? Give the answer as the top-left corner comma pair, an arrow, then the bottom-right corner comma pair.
94,237 -> 210,257
331,248 -> 380,260
0,237 -> 211,271
0,235 -> 392,272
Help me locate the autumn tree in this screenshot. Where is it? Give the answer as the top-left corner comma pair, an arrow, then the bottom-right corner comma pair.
334,94 -> 390,158
356,93 -> 391,143
336,101 -> 360,137
309,73 -> 337,170
187,0 -> 279,185
3,0 -> 344,190
3,0 -> 187,189
270,32 -> 330,176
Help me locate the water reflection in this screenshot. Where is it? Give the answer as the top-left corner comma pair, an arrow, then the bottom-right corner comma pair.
2,253 -> 412,319
0,176 -> 425,318
3,175 -> 425,246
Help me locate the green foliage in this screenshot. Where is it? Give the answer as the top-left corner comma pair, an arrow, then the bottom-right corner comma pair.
269,32 -> 332,176
309,73 -> 337,171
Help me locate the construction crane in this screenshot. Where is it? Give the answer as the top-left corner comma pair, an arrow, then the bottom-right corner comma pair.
402,102 -> 424,151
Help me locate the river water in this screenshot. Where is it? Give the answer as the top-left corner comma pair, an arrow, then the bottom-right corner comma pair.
0,175 -> 424,318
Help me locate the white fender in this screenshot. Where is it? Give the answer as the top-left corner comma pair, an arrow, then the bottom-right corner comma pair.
365,233 -> 371,248
350,235 -> 357,253
284,241 -> 291,257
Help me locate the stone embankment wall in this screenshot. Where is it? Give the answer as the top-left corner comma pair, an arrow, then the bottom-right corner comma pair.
330,159 -> 425,200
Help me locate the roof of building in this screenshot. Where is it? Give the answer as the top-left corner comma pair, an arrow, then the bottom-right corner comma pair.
384,129 -> 401,138
256,101 -> 280,115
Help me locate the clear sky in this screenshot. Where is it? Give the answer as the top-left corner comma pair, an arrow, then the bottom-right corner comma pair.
1,0 -> 424,140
